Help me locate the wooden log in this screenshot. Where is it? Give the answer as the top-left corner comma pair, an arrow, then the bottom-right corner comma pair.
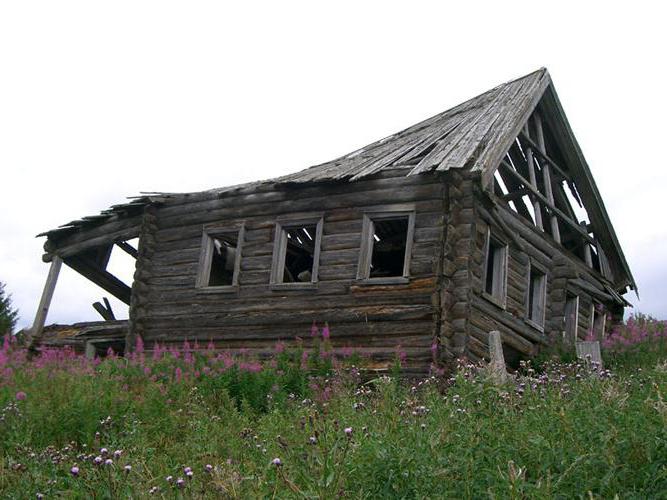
28,257 -> 62,353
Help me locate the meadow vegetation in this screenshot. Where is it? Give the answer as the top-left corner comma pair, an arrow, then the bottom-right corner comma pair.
1,317 -> 666,498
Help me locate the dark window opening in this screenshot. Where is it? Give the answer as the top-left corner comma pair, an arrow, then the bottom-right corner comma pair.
369,217 -> 409,278
282,225 -> 317,283
484,235 -> 507,301
208,234 -> 238,286
527,266 -> 546,325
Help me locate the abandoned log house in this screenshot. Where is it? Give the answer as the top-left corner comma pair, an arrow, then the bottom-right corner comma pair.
30,68 -> 636,372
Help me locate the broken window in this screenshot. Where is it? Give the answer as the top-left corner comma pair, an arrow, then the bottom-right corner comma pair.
526,263 -> 547,328
271,218 -> 323,287
357,210 -> 416,282
590,302 -> 607,340
564,293 -> 579,342
196,226 -> 244,290
483,231 -> 507,305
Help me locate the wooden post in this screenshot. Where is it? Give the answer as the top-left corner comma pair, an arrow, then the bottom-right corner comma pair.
533,113 -> 561,243
28,256 -> 62,353
488,330 -> 508,384
522,124 -> 543,230
581,222 -> 593,267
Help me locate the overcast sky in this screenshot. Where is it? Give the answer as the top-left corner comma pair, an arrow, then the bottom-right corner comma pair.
1,1 -> 665,330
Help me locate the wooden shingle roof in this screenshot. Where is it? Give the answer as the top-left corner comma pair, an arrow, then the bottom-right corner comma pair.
277,68 -> 550,183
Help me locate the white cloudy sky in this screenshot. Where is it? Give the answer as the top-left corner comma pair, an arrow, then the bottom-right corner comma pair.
1,1 -> 665,330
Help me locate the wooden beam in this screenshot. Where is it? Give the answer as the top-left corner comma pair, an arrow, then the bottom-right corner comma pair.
116,240 -> 138,259
522,125 -> 544,230
533,112 -> 561,243
517,130 -> 572,182
28,256 -> 62,353
64,255 -> 132,305
92,297 -> 116,321
500,159 -> 597,245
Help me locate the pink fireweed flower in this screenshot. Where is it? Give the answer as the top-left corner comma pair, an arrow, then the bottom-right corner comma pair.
70,466 -> 80,476
135,335 -> 144,354
310,322 -> 319,337
15,391 -> 27,401
275,341 -> 285,354
322,324 -> 330,340
174,367 -> 183,383
272,458 -> 282,467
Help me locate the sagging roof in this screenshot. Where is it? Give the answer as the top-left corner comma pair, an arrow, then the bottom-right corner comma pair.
277,68 -> 549,183
37,68 -> 635,293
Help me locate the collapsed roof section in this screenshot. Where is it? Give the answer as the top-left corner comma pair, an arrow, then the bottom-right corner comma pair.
37,68 -> 635,295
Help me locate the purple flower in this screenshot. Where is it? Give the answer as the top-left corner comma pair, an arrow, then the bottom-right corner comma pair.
205,464 -> 213,472
15,391 -> 27,401
184,466 -> 192,474
100,448 -> 108,457
344,427 -> 353,437
166,475 -> 173,483
322,324 -> 330,340
93,456 -> 103,466
124,465 -> 132,474
113,449 -> 122,459
70,466 -> 79,476
272,457 -> 282,467
176,478 -> 185,488
104,459 -> 113,466
310,322 -> 319,337
36,494 -> 44,500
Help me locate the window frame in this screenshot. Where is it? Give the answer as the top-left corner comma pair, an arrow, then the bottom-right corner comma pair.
482,229 -> 508,309
525,260 -> 547,331
590,301 -> 607,340
195,223 -> 245,293
355,206 -> 416,285
563,293 -> 579,343
269,215 -> 324,290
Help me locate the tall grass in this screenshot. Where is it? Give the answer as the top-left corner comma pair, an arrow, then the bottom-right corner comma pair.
1,319 -> 666,498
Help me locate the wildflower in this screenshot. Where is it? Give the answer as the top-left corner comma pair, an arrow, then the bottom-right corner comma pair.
344,427 -> 353,438
124,465 -> 132,474
184,466 -> 192,474
272,458 -> 282,467
113,449 -> 122,459
309,436 -> 317,445
70,466 -> 79,476
322,324 -> 330,340
15,391 -> 27,401
166,475 -> 173,483
310,322 -> 319,337
36,494 -> 44,499
100,448 -> 108,457
105,459 -> 113,466
176,478 -> 185,488
149,486 -> 159,495
205,464 -> 213,472
93,456 -> 103,466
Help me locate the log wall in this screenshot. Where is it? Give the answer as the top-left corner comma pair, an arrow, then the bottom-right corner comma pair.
467,184 -> 621,365
136,169 -> 449,372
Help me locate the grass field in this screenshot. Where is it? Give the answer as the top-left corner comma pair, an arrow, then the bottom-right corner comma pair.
1,317 -> 666,498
